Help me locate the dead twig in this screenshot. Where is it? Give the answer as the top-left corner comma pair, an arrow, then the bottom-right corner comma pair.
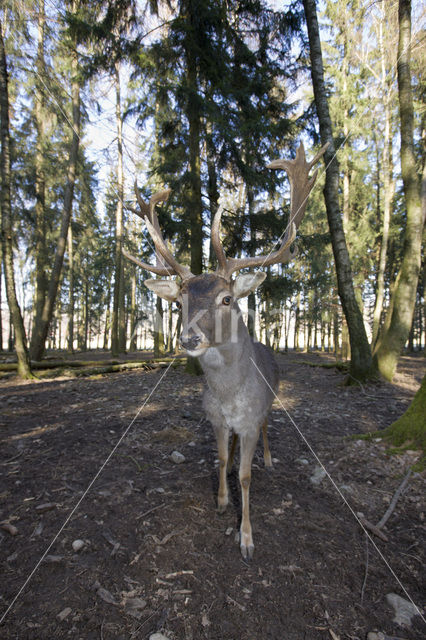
358,516 -> 389,542
136,503 -> 166,520
376,469 -> 412,530
165,570 -> 194,579
226,595 -> 246,612
360,533 -> 369,604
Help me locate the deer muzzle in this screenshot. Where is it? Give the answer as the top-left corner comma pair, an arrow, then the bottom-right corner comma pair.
180,334 -> 203,352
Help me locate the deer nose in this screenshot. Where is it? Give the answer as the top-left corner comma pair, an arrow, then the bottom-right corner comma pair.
180,334 -> 202,351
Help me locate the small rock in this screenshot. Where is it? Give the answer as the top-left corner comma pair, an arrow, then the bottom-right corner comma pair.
188,441 -> 196,447
1,523 -> 18,536
386,592 -> 421,627
124,596 -> 147,619
339,484 -> 354,495
149,634 -> 171,640
57,607 -> 72,621
170,451 -> 185,464
35,503 -> 56,513
97,586 -> 117,605
367,633 -> 410,640
43,555 -> 65,563
310,466 -> 327,485
295,457 -> 309,465
72,539 -> 84,552
225,527 -> 233,536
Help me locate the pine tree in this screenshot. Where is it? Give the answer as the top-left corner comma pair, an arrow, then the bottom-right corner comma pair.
0,16 -> 32,377
373,0 -> 424,380
30,0 -> 82,360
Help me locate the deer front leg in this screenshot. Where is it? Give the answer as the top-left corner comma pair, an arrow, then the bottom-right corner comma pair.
239,431 -> 259,560
262,419 -> 273,468
214,425 -> 229,514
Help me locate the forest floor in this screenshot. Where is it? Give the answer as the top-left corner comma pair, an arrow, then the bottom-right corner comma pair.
0,350 -> 425,640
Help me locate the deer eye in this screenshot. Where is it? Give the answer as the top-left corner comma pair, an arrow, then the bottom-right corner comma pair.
175,301 -> 182,310
222,296 -> 232,306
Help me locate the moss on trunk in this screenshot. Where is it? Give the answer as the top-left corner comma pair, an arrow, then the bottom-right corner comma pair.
383,375 -> 426,467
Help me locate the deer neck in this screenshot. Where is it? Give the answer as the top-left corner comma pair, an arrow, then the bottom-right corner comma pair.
199,315 -> 254,390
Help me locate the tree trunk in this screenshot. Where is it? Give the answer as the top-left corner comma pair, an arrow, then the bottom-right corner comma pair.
381,374 -> 426,463
0,242 -> 3,351
0,19 -> 32,378
30,0 -> 48,355
30,8 -> 80,360
84,278 -> 89,351
294,291 -> 300,350
184,4 -> 203,276
129,268 -> 137,352
111,61 -> 125,356
373,0 -> 424,381
303,0 -> 377,382
183,2 -> 203,375
372,2 -> 396,346
247,186 -> 256,338
205,118 -> 219,269
67,224 -> 74,352
154,295 -> 165,357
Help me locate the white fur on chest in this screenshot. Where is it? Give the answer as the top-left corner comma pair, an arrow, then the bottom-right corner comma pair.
202,347 -> 225,369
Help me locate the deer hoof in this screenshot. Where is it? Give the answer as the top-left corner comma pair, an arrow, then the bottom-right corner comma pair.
217,499 -> 228,514
240,541 -> 254,560
240,531 -> 254,560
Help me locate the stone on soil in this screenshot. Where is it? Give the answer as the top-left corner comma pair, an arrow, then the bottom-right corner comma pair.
170,450 -> 185,464
386,592 -> 421,627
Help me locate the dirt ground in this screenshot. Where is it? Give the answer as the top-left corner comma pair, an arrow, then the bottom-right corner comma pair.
0,351 -> 425,640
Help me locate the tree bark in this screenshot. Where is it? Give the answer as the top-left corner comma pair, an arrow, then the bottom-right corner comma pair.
67,223 -> 74,352
30,8 -> 80,360
183,1 -> 203,375
0,241 -> 3,351
154,294 -> 165,357
0,19 -> 32,377
373,0 -> 424,380
30,0 -> 48,355
129,268 -> 137,352
303,0 -> 377,382
372,2 -> 396,346
381,374 -> 425,463
111,61 -> 126,355
183,2 -> 203,276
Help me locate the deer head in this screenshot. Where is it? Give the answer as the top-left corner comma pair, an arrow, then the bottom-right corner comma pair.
123,142 -> 328,355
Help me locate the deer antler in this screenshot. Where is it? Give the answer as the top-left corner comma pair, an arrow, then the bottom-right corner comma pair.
213,142 -> 328,280
123,184 -> 194,280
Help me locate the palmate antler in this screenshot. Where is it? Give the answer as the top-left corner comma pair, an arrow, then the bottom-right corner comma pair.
123,142 -> 327,281
123,185 -> 194,280
212,142 -> 329,280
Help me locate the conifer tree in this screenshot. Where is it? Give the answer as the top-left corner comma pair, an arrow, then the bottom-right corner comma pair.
0,16 -> 32,377
373,0 -> 424,380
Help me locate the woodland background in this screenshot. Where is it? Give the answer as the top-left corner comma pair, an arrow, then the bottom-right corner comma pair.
0,2 -> 425,637
0,0 -> 424,384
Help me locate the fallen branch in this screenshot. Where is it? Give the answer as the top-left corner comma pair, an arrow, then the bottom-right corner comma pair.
376,469 -> 412,530
358,516 -> 389,542
0,355 -> 185,372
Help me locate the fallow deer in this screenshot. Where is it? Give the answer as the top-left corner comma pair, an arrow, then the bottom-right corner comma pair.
123,142 -> 327,559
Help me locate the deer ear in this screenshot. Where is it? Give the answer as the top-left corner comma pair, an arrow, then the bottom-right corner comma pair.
144,279 -> 180,302
232,272 -> 266,299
